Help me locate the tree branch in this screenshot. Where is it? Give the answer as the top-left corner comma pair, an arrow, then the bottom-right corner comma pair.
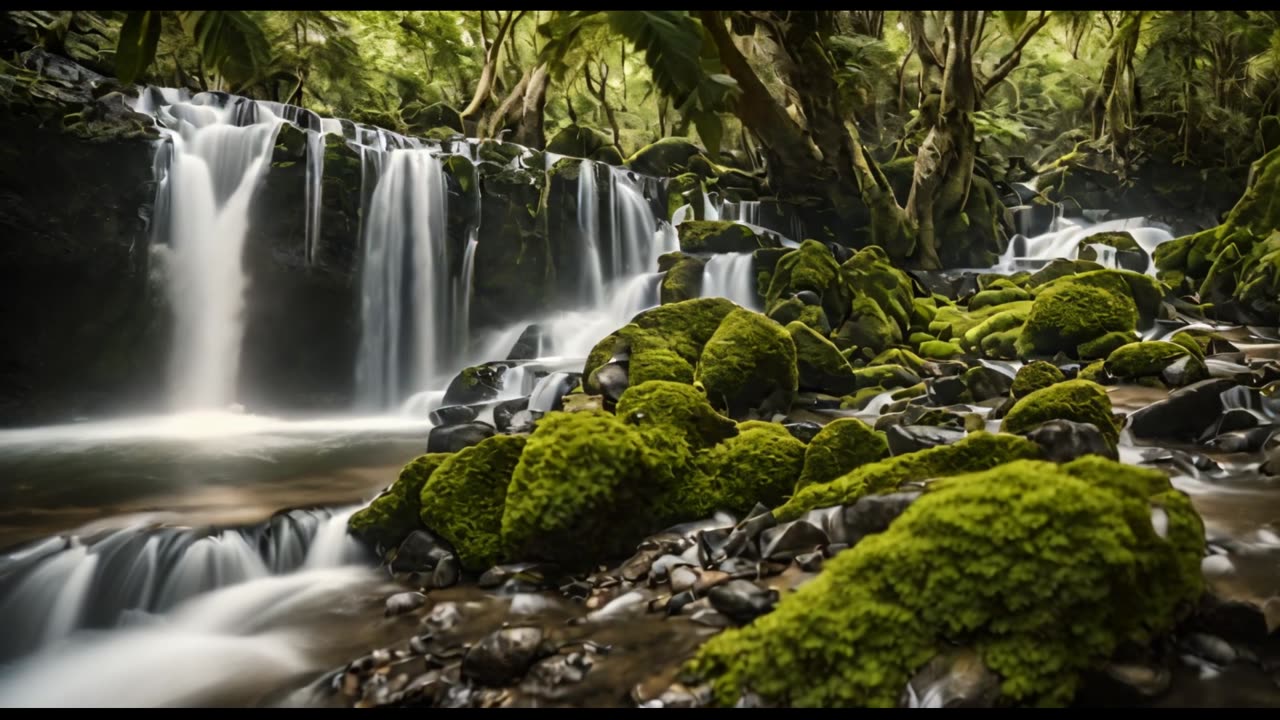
980,11 -> 1049,95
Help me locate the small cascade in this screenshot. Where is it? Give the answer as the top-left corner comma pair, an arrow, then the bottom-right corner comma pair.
355,149 -> 454,410
0,507 -> 367,662
701,253 -> 760,310
576,160 -> 607,306
991,216 -> 1174,274
135,92 -> 286,410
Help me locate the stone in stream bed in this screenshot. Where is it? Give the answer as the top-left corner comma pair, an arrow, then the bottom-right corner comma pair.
884,424 -> 965,456
758,520 -> 828,561
390,529 -> 456,574
1126,378 -> 1235,441
428,404 -> 478,426
1020,418 -> 1118,462
385,591 -> 428,617
900,647 -> 1001,708
493,397 -> 530,433
590,361 -> 630,404
462,627 -> 551,686
426,421 -> 496,453
707,580 -> 779,624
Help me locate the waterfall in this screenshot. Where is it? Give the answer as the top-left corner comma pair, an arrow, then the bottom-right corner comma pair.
355,149 -> 453,410
140,94 -> 284,410
991,216 -> 1173,274
576,160 -> 607,306
0,507 -> 366,662
701,253 -> 760,310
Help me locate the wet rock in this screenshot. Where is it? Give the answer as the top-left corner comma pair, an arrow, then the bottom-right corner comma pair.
708,580 -> 779,624
1195,597 -> 1274,644
522,652 -> 591,697
927,376 -> 968,406
493,397 -> 530,433
506,324 -> 546,360
664,590 -> 699,615
478,563 -> 558,590
692,569 -> 732,595
443,363 -> 509,405
591,362 -> 629,404
1201,407 -> 1261,441
794,290 -> 822,306
783,421 -> 823,443
723,505 -> 775,558
1127,378 -> 1235,440
670,566 -> 698,594
385,592 -> 427,617
428,404 -> 478,426
900,647 -> 1000,708
528,372 -> 580,413
717,556 -> 760,576
391,530 -> 455,573
1207,425 -> 1275,453
649,553 -> 694,583
795,551 -> 824,572
885,424 -> 964,455
427,421 -> 495,453
836,491 -> 922,545
423,602 -> 462,632
620,546 -> 665,582
759,520 -> 828,561
690,607 -> 732,628
823,543 -> 849,557
1182,632 -> 1238,666
962,366 -> 1013,402
1077,661 -> 1171,705
1022,419 -> 1119,462
585,590 -> 651,623
431,555 -> 460,589
695,527 -> 733,567
408,634 -> 432,655
462,627 -> 548,686
1204,357 -> 1256,381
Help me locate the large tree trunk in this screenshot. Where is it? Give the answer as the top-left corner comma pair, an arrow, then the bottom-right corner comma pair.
460,11 -> 520,120
480,62 -> 549,148
1097,12 -> 1143,163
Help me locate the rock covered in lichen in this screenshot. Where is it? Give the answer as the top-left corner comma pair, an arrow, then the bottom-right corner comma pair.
1000,379 -> 1120,448
1016,280 -> 1137,358
696,309 -> 798,418
689,423 -> 808,517
688,456 -> 1205,708
1011,361 -> 1065,399
794,418 -> 889,492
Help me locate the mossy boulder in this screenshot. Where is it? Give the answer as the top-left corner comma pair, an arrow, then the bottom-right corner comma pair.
1033,269 -> 1165,328
1077,330 -> 1139,360
968,286 -> 1030,311
666,172 -> 705,219
690,456 -> 1205,707
1011,360 -> 1065,399
419,435 -> 527,571
696,309 -> 798,417
679,220 -> 777,253
1026,258 -> 1105,287
1075,231 -> 1148,272
614,380 -> 737,450
690,424 -> 808,517
501,411 -> 655,567
917,339 -> 964,359
835,246 -> 916,353
1016,280 -> 1137,358
794,418 -> 890,492
778,431 -> 1041,520
765,240 -> 850,324
1103,341 -> 1207,384
659,252 -> 706,304
349,453 -> 452,550
625,137 -> 704,176
403,102 -> 463,133
546,124 -> 616,159
788,321 -> 857,395
583,297 -> 737,392
1000,379 -> 1119,448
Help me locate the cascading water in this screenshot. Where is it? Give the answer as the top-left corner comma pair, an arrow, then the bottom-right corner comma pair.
355,149 -> 454,410
991,215 -> 1174,274
701,253 -> 760,310
138,92 -> 285,410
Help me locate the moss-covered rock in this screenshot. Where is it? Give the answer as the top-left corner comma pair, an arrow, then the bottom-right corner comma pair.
1103,341 -> 1206,384
666,172 -> 706,220
678,220 -> 777,253
1077,330 -> 1139,360
583,297 -> 737,391
659,252 -> 706,304
1075,231 -> 1147,271
690,456 -> 1205,707
765,240 -> 850,324
1016,280 -> 1137,358
788,321 -> 858,394
690,424 -> 808,517
501,411 -> 655,567
546,124 -> 616,159
968,286 -> 1031,311
1000,379 -> 1119,448
625,137 -> 705,176
349,453 -> 452,550
917,339 -> 965,360
834,246 -> 916,353
1033,269 -> 1164,328
778,431 -> 1041,520
419,435 -> 527,571
931,301 -> 1033,344
1011,360 -> 1065,399
614,380 -> 737,450
696,309 -> 798,417
794,418 -> 890,492
1026,258 -> 1106,287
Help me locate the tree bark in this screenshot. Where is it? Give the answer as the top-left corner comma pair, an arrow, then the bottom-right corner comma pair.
460,11 -> 521,119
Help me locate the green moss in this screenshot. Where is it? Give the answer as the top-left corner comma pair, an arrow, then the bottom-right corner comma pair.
1016,281 -> 1137,357
1104,341 -> 1205,383
840,246 -> 916,346
419,435 -> 527,571
1077,330 -> 1139,360
1079,360 -> 1110,383
666,173 -> 705,220
765,240 -> 849,323
614,379 -> 737,450
501,411 -> 654,566
1168,331 -> 1207,362
690,456 -> 1204,707
968,286 -> 1031,311
961,307 -> 1030,351
917,339 -> 964,359
691,426 -> 808,516
891,382 -> 927,400
1011,360 -> 1065,399
980,328 -> 1021,359
931,301 -> 1033,341
794,418 -> 890,492
1026,258 -> 1105,287
625,136 -> 704,176
1033,269 -> 1165,327
836,296 -> 901,354
841,386 -> 888,410
778,431 -> 1042,520
629,346 -> 695,386
678,220 -> 775,253
696,309 -> 798,417
1076,231 -> 1142,261
849,364 -> 919,390
659,252 -> 706,304
869,348 -> 926,374
349,453 -> 452,550
1000,379 -> 1119,447
788,321 -> 857,394
582,297 -> 737,389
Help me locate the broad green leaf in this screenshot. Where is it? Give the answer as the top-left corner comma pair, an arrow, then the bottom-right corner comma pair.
182,10 -> 272,90
692,110 -> 723,160
115,11 -> 162,85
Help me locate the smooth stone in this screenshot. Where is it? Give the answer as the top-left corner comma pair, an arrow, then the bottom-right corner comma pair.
670,566 -> 698,594
783,421 -> 823,443
391,529 -> 455,573
462,627 -> 548,686
1127,379 -> 1235,440
523,652 -> 589,691
1182,632 -> 1238,666
900,647 -> 1000,708
430,554 -> 460,589
689,607 -> 732,628
695,527 -> 733,567
592,362 -> 630,404
1195,598 -> 1272,644
722,506 -> 776,558
586,590 -> 651,622
692,569 -> 732,595
529,372 -> 581,413
962,366 -> 1013,402
927,376 -> 967,406
1207,425 -> 1275,453
716,556 -> 760,576
428,404 -> 479,426
795,551 -> 824,572
664,590 -> 699,616
422,602 -> 461,631
385,592 -> 427,617
427,421 -> 495,453
506,323 -> 546,360
620,546 -> 665,582
493,397 -> 530,433
479,563 -> 556,589
442,363 -> 509,405
649,554 -> 694,582
1022,418 -> 1118,462
794,290 -> 821,306
836,491 -> 921,545
1201,407 -> 1261,442
758,520 -> 829,561
885,424 -> 964,456
707,580 -> 779,624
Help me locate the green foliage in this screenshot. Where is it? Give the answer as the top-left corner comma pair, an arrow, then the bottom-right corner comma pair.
115,11 -> 162,85
690,456 -> 1205,707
